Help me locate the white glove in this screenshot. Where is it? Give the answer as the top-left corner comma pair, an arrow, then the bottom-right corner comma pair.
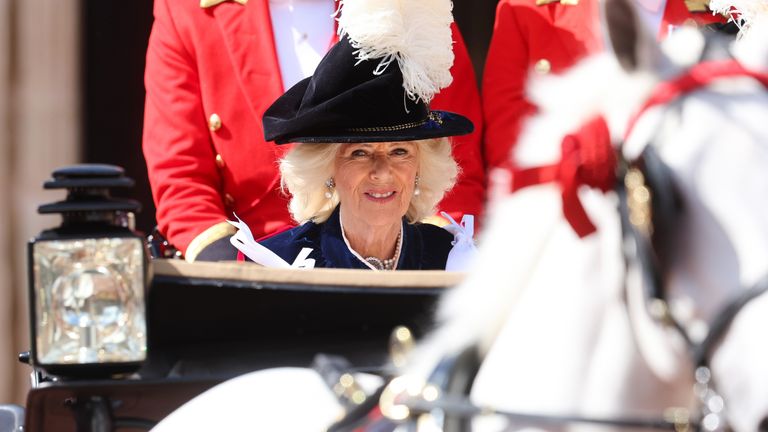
440,212 -> 477,272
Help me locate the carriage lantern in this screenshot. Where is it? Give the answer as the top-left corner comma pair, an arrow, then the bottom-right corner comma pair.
27,164 -> 148,378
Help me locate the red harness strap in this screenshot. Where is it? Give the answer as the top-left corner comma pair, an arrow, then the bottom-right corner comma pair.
624,60 -> 768,140
508,60 -> 768,238
509,115 -> 615,238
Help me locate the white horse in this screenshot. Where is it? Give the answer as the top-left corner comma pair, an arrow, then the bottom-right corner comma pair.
152,1 -> 768,430
406,1 -> 768,431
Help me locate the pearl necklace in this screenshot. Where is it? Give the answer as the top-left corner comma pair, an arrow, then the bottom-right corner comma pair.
364,230 -> 402,271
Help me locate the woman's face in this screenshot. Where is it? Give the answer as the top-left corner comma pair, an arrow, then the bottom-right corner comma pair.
333,141 -> 419,228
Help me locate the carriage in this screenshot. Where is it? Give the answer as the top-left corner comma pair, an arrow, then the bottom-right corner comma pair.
0,164 -> 462,432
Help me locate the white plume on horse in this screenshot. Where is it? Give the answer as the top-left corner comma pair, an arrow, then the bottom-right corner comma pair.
409,2 -> 768,432
711,0 -> 768,37
710,0 -> 768,71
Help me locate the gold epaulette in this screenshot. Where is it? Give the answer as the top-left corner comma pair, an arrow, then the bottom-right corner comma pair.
421,214 -> 451,227
684,0 -> 711,13
200,0 -> 247,8
536,0 -> 579,6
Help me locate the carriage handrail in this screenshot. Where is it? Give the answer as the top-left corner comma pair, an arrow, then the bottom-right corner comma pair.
151,259 -> 466,289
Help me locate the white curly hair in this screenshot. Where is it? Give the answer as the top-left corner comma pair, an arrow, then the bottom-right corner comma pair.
279,138 -> 459,224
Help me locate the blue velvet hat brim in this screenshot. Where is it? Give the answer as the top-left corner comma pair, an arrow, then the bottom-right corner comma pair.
262,37 -> 474,144
271,110 -> 474,144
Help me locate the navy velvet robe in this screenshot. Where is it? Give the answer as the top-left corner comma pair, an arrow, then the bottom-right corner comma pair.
260,206 -> 454,270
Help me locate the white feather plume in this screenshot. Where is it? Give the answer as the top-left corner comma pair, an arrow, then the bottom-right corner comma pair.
709,0 -> 768,69
709,0 -> 768,36
336,0 -> 455,103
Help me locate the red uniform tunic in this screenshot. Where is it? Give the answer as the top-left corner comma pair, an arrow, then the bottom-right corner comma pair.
143,0 -> 485,259
482,0 -> 604,171
481,0 -> 724,171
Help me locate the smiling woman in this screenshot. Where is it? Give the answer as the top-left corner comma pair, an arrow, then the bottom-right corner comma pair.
262,138 -> 460,270
224,0 -> 477,271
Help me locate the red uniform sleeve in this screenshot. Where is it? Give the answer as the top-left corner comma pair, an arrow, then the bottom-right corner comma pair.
142,0 -> 227,254
431,23 -> 487,224
481,1 -> 536,171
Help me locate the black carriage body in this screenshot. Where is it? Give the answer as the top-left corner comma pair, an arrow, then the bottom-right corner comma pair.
21,260 -> 459,432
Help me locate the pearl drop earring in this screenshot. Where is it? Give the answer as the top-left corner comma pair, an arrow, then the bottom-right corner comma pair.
414,175 -> 420,196
325,177 -> 335,199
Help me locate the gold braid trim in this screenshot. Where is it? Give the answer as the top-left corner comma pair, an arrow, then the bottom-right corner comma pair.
421,214 -> 450,227
347,112 -> 443,133
348,119 -> 428,132
200,0 -> 247,8
185,221 -> 237,262
684,0 -> 710,12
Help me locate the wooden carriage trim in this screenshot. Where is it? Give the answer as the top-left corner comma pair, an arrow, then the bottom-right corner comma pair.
152,259 -> 465,289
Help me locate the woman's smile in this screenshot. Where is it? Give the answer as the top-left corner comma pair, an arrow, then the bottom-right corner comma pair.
364,190 -> 397,202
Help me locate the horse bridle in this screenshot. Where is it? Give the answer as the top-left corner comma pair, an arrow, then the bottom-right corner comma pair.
615,42 -> 768,422
355,49 -> 768,432
618,145 -> 768,432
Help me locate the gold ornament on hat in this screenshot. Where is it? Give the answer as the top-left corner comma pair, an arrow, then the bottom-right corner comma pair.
200,0 -> 247,8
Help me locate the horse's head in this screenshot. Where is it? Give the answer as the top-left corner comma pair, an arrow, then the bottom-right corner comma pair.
406,2 -> 768,431
601,1 -> 768,429
513,15 -> 768,421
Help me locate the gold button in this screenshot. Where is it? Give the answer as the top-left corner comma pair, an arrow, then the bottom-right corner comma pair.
208,113 -> 222,131
224,193 -> 235,208
534,59 -> 551,75
215,154 -> 225,169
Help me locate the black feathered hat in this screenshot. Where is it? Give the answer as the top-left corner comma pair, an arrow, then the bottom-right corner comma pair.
262,0 -> 474,144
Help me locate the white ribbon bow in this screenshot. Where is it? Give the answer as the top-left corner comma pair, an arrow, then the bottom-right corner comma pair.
440,212 -> 477,272
228,216 -> 315,269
